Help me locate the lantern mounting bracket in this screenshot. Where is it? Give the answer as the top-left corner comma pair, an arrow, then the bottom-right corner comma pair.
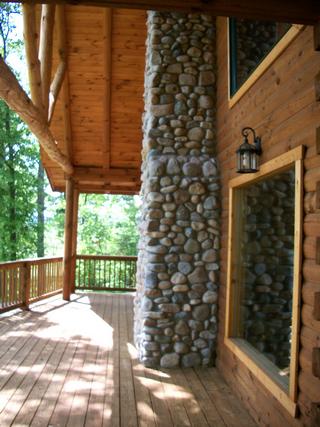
241,127 -> 262,155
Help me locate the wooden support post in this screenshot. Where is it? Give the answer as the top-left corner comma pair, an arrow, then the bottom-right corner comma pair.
63,177 -> 75,301
70,189 -> 79,294
22,262 -> 31,310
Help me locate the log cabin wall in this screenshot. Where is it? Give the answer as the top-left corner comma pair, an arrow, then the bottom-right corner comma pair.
216,18 -> 320,426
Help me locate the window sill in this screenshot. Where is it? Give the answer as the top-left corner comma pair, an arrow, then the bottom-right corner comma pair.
224,337 -> 297,417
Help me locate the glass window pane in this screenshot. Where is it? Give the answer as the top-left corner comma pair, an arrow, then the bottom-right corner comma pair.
230,19 -> 292,96
234,168 -> 295,374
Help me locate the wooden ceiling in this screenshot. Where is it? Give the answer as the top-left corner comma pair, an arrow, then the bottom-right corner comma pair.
45,6 -> 146,194
15,1 -> 319,194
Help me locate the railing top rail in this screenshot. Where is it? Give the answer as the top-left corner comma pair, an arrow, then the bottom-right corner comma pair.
0,256 -> 63,269
76,255 -> 137,261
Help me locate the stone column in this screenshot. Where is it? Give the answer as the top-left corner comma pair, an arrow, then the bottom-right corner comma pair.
134,11 -> 219,368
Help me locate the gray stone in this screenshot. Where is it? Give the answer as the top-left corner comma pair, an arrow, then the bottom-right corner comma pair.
179,73 -> 196,86
188,127 -> 204,142
202,290 -> 218,304
174,100 -> 188,115
147,192 -> 164,203
167,63 -> 183,74
151,103 -> 174,117
181,352 -> 201,367
199,95 -> 213,109
178,262 -> 193,275
202,160 -> 217,177
202,249 -> 217,262
188,267 -> 208,284
176,206 -> 190,221
173,284 -> 189,292
171,272 -> 187,285
187,46 -> 202,57
159,303 -> 180,313
199,70 -> 215,86
184,238 -> 200,254
173,190 -> 190,204
174,342 -> 190,354
257,273 -> 273,286
175,320 -> 190,335
167,158 -> 181,175
160,353 -> 180,368
193,304 -> 210,321
189,182 -> 205,195
204,196 -> 217,210
182,162 -> 202,177
141,297 -> 153,311
194,338 -> 207,349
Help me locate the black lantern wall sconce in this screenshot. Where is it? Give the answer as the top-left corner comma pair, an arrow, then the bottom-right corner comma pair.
236,127 -> 262,173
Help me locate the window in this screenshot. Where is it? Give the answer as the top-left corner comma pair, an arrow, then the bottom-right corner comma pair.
225,146 -> 304,417
228,19 -> 303,107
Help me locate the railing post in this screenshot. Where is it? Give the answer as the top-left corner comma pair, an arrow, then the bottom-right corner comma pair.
22,262 -> 31,310
63,177 -> 75,301
70,188 -> 79,293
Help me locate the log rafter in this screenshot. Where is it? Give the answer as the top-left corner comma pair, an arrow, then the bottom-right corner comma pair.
39,4 -> 56,116
11,4 -> 74,175
0,56 -> 73,175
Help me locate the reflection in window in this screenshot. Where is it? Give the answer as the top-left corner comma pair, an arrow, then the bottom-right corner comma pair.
235,168 -> 295,372
229,19 -> 292,96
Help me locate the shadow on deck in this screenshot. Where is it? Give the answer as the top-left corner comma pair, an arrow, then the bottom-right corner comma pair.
0,293 -> 256,426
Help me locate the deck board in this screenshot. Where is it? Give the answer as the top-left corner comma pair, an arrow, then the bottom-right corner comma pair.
0,293 -> 256,427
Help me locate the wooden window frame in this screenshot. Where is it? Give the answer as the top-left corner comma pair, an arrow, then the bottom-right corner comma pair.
227,19 -> 304,108
225,146 -> 304,417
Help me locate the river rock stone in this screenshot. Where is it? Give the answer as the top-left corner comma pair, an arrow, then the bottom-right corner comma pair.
160,353 -> 180,368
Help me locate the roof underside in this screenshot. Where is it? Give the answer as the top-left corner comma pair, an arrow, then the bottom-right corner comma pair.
46,6 -> 146,194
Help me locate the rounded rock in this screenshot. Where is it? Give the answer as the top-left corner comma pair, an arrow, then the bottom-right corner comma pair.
160,353 -> 180,368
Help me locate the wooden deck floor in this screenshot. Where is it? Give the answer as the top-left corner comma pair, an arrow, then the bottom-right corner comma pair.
0,293 -> 256,427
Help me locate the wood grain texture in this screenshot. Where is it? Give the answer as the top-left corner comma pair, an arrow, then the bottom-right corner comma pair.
2,0 -> 320,24
216,20 -> 320,426
0,293 -> 257,427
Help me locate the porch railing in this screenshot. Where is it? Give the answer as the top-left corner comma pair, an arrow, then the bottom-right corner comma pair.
0,254 -> 137,314
76,255 -> 137,291
0,257 -> 63,313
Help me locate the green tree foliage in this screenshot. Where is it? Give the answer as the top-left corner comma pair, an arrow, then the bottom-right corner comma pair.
78,194 -> 140,256
45,194 -> 140,256
0,3 -> 39,261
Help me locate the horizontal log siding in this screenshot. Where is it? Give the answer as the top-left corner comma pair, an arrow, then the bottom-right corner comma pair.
216,20 -> 320,426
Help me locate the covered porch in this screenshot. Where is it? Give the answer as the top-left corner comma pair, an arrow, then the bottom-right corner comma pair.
0,292 -> 256,426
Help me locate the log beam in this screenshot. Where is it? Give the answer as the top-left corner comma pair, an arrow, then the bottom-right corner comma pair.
2,0 -> 320,24
63,177 -> 75,301
73,167 -> 141,184
22,4 -> 43,110
0,56 -> 73,175
48,5 -> 67,123
39,4 -> 56,115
